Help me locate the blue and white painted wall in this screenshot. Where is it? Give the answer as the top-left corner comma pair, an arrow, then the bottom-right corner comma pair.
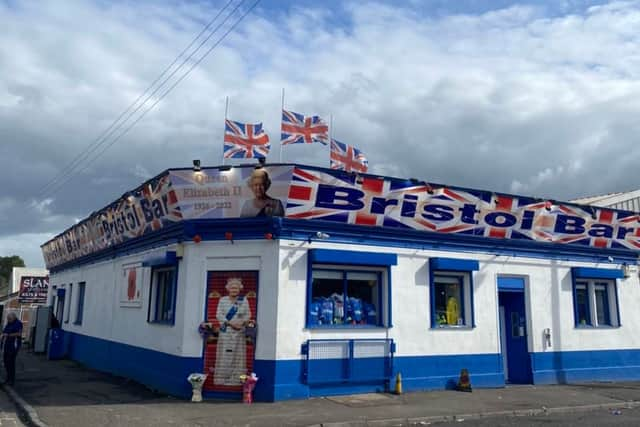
47,229 -> 640,402
270,239 -> 640,399
47,239 -> 278,398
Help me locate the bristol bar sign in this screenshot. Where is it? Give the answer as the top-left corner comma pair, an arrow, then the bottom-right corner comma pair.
286,167 -> 640,251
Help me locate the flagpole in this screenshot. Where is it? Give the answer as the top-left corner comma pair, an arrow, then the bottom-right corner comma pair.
279,87 -> 285,163
222,96 -> 229,166
329,114 -> 333,168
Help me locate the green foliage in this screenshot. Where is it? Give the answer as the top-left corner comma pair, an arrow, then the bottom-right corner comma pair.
0,255 -> 26,285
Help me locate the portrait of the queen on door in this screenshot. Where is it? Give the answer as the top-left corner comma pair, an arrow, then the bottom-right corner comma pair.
203,271 -> 257,392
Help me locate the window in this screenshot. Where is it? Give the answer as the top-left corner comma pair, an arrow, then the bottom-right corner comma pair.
75,282 -> 86,325
306,249 -> 396,328
432,273 -> 472,327
308,268 -> 383,326
148,266 -> 177,324
64,284 -> 72,323
429,257 -> 478,328
433,274 -> 463,326
575,283 -> 589,325
594,283 -> 610,325
573,280 -> 618,327
55,294 -> 64,324
571,267 -> 622,328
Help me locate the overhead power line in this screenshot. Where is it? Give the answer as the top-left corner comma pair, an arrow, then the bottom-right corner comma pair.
39,0 -> 237,198
40,0 -> 260,198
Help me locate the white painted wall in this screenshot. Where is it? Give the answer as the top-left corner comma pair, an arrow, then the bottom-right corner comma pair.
276,239 -> 640,361
179,239 -> 280,360
49,245 -> 188,356
48,239 -> 281,359
49,237 -> 640,362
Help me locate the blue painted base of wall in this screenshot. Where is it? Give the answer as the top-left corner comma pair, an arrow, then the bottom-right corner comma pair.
253,359 -> 309,401
531,350 -> 640,384
394,353 -> 504,391
67,332 -> 201,399
64,333 -> 640,401
258,353 -> 505,400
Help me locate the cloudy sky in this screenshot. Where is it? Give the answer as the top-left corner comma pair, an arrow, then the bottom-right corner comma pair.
2,0 -> 640,267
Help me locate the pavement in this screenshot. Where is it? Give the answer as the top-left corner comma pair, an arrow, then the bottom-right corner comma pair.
4,349 -> 640,427
0,384 -> 25,426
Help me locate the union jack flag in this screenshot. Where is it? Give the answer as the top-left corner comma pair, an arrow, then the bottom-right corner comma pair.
281,110 -> 328,145
330,139 -> 368,173
224,119 -> 270,158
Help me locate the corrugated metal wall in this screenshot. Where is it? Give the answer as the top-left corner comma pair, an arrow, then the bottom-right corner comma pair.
606,197 -> 640,212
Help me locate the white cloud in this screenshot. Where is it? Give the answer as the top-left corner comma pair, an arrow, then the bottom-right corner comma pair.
132,164 -> 152,180
29,198 -> 53,215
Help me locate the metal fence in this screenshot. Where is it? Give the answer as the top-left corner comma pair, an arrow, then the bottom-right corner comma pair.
302,338 -> 394,385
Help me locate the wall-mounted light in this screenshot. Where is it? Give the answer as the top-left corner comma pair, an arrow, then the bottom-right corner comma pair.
308,231 -> 330,243
122,192 -> 136,204
192,159 -> 201,172
411,178 -> 435,195
622,263 -> 631,278
175,243 -> 184,258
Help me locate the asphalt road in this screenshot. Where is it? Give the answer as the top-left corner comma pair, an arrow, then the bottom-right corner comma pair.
430,406 -> 640,426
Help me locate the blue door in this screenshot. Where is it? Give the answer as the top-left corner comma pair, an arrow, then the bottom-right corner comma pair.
498,278 -> 532,384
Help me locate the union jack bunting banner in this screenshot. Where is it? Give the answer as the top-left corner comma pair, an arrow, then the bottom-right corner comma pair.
223,119 -> 270,158
42,164 -> 640,270
330,139 -> 369,172
281,110 -> 329,145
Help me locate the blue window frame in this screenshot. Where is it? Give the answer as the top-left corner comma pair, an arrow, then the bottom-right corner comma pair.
148,265 -> 178,325
573,279 -> 617,327
74,282 -> 86,325
571,267 -> 621,328
306,249 -> 396,328
429,258 -> 478,328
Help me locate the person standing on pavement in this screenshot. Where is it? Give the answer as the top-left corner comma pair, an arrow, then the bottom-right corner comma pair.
1,312 -> 23,385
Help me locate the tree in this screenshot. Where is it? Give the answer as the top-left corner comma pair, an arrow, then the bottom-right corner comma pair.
0,255 -> 26,288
